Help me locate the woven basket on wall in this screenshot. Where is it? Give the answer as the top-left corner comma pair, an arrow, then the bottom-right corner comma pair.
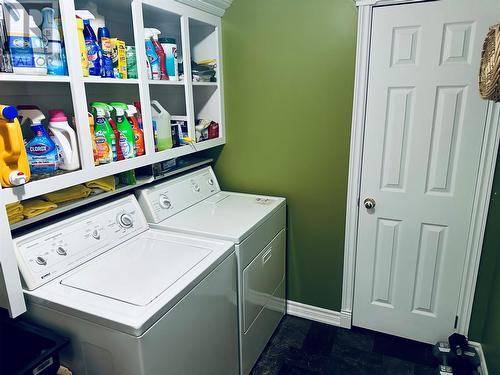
479,23 -> 500,102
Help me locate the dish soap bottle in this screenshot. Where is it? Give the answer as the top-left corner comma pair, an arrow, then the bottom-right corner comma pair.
17,106 -> 58,174
48,109 -> 80,171
0,105 -> 30,187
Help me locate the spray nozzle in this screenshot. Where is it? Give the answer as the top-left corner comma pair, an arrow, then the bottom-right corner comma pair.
126,105 -> 137,117
75,10 -> 95,21
109,102 -> 128,117
16,105 -> 45,126
90,102 -> 111,117
144,28 -> 161,40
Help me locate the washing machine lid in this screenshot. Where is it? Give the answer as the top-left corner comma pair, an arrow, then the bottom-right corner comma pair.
61,235 -> 211,306
25,230 -> 234,336
158,192 -> 286,243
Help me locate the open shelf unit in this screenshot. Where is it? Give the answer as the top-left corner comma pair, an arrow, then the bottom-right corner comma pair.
0,0 -> 224,317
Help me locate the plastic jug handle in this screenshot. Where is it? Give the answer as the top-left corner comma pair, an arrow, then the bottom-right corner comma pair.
4,121 -> 22,162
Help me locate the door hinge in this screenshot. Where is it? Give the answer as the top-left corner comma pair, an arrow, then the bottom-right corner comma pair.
454,315 -> 459,329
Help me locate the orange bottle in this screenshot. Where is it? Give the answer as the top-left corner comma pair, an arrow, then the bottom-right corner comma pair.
126,104 -> 145,156
0,105 -> 30,187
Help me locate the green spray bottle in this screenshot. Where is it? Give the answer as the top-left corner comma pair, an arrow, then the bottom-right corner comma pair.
109,102 -> 136,159
90,102 -> 115,164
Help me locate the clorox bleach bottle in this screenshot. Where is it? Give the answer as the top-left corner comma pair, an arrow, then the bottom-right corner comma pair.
0,105 -> 30,187
48,109 -> 80,171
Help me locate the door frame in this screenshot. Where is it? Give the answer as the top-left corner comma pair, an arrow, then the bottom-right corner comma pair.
341,0 -> 500,336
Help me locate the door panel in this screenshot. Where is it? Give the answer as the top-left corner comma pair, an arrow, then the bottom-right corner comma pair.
353,0 -> 498,343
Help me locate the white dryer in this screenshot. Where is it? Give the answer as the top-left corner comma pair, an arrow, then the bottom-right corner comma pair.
136,166 -> 286,375
13,195 -> 239,375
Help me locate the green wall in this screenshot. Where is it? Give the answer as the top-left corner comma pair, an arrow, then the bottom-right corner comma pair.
213,0 -> 357,310
469,151 -> 500,373
215,3 -> 500,362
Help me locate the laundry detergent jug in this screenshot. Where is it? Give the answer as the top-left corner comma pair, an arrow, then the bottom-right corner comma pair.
0,105 -> 30,187
48,109 -> 80,171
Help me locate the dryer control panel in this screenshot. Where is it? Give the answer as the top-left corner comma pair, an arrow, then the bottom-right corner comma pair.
13,195 -> 149,291
136,166 -> 220,224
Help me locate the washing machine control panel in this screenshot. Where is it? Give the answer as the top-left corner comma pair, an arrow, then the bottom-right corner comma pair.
137,166 -> 220,224
13,196 -> 149,291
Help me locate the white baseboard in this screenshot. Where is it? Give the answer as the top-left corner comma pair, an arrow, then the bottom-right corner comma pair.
286,300 -> 351,328
469,341 -> 488,375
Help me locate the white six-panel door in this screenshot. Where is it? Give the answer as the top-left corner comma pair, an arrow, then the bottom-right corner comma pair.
353,0 -> 499,343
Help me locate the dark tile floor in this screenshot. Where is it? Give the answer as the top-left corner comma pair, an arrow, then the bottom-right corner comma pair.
250,315 -> 436,375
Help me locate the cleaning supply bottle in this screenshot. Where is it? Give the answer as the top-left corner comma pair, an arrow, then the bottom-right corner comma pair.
76,17 -> 89,76
151,100 -> 172,151
76,10 -> 100,76
41,7 -> 65,76
144,28 -> 160,80
3,0 -> 47,75
0,3 -> 13,73
159,37 -> 178,81
149,28 -> 168,80
48,109 -> 80,171
134,100 -> 143,130
109,102 -> 135,159
18,106 -> 58,174
98,26 -> 113,78
90,102 -> 114,164
106,105 -> 123,161
126,104 -> 144,156
87,112 -> 98,165
0,105 -> 30,187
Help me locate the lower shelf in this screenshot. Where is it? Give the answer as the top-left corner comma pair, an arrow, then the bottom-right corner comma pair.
9,156 -> 214,231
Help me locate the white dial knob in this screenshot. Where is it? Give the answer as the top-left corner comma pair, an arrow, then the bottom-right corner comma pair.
118,213 -> 134,228
159,195 -> 172,209
92,229 -> 101,240
207,178 -> 214,186
193,184 -> 200,192
36,256 -> 47,266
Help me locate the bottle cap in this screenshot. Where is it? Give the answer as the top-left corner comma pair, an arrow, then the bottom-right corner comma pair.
1,106 -> 17,121
48,109 -> 67,122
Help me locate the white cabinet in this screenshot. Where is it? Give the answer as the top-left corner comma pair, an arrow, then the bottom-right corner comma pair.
0,0 -> 226,317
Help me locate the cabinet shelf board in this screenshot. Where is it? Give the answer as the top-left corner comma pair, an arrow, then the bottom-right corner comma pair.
0,74 -> 70,83
192,81 -> 218,86
149,80 -> 185,86
83,77 -> 140,84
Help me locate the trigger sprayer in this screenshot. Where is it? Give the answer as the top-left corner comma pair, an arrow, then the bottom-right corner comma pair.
0,105 -> 30,187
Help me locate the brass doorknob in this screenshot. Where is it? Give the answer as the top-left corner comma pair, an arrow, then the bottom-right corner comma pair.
364,198 -> 376,209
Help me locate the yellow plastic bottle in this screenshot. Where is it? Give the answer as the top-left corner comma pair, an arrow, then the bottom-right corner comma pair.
76,17 -> 89,76
0,105 -> 31,187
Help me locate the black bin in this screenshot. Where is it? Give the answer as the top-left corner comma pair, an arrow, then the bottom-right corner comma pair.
0,310 -> 69,375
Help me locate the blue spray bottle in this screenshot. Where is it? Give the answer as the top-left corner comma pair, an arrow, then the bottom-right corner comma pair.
76,11 -> 101,76
17,106 -> 59,174
98,26 -> 113,78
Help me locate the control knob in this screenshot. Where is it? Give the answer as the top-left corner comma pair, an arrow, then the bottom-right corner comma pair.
118,213 -> 134,228
35,256 -> 47,266
56,246 -> 67,256
159,195 -> 172,209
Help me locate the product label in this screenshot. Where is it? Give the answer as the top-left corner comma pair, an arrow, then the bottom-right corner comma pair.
85,40 -> 99,67
26,142 -> 58,173
95,131 -> 111,162
9,35 -> 35,68
119,133 -> 134,158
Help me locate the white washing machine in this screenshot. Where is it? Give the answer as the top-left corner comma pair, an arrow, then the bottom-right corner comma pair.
12,195 -> 239,375
136,166 -> 286,375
